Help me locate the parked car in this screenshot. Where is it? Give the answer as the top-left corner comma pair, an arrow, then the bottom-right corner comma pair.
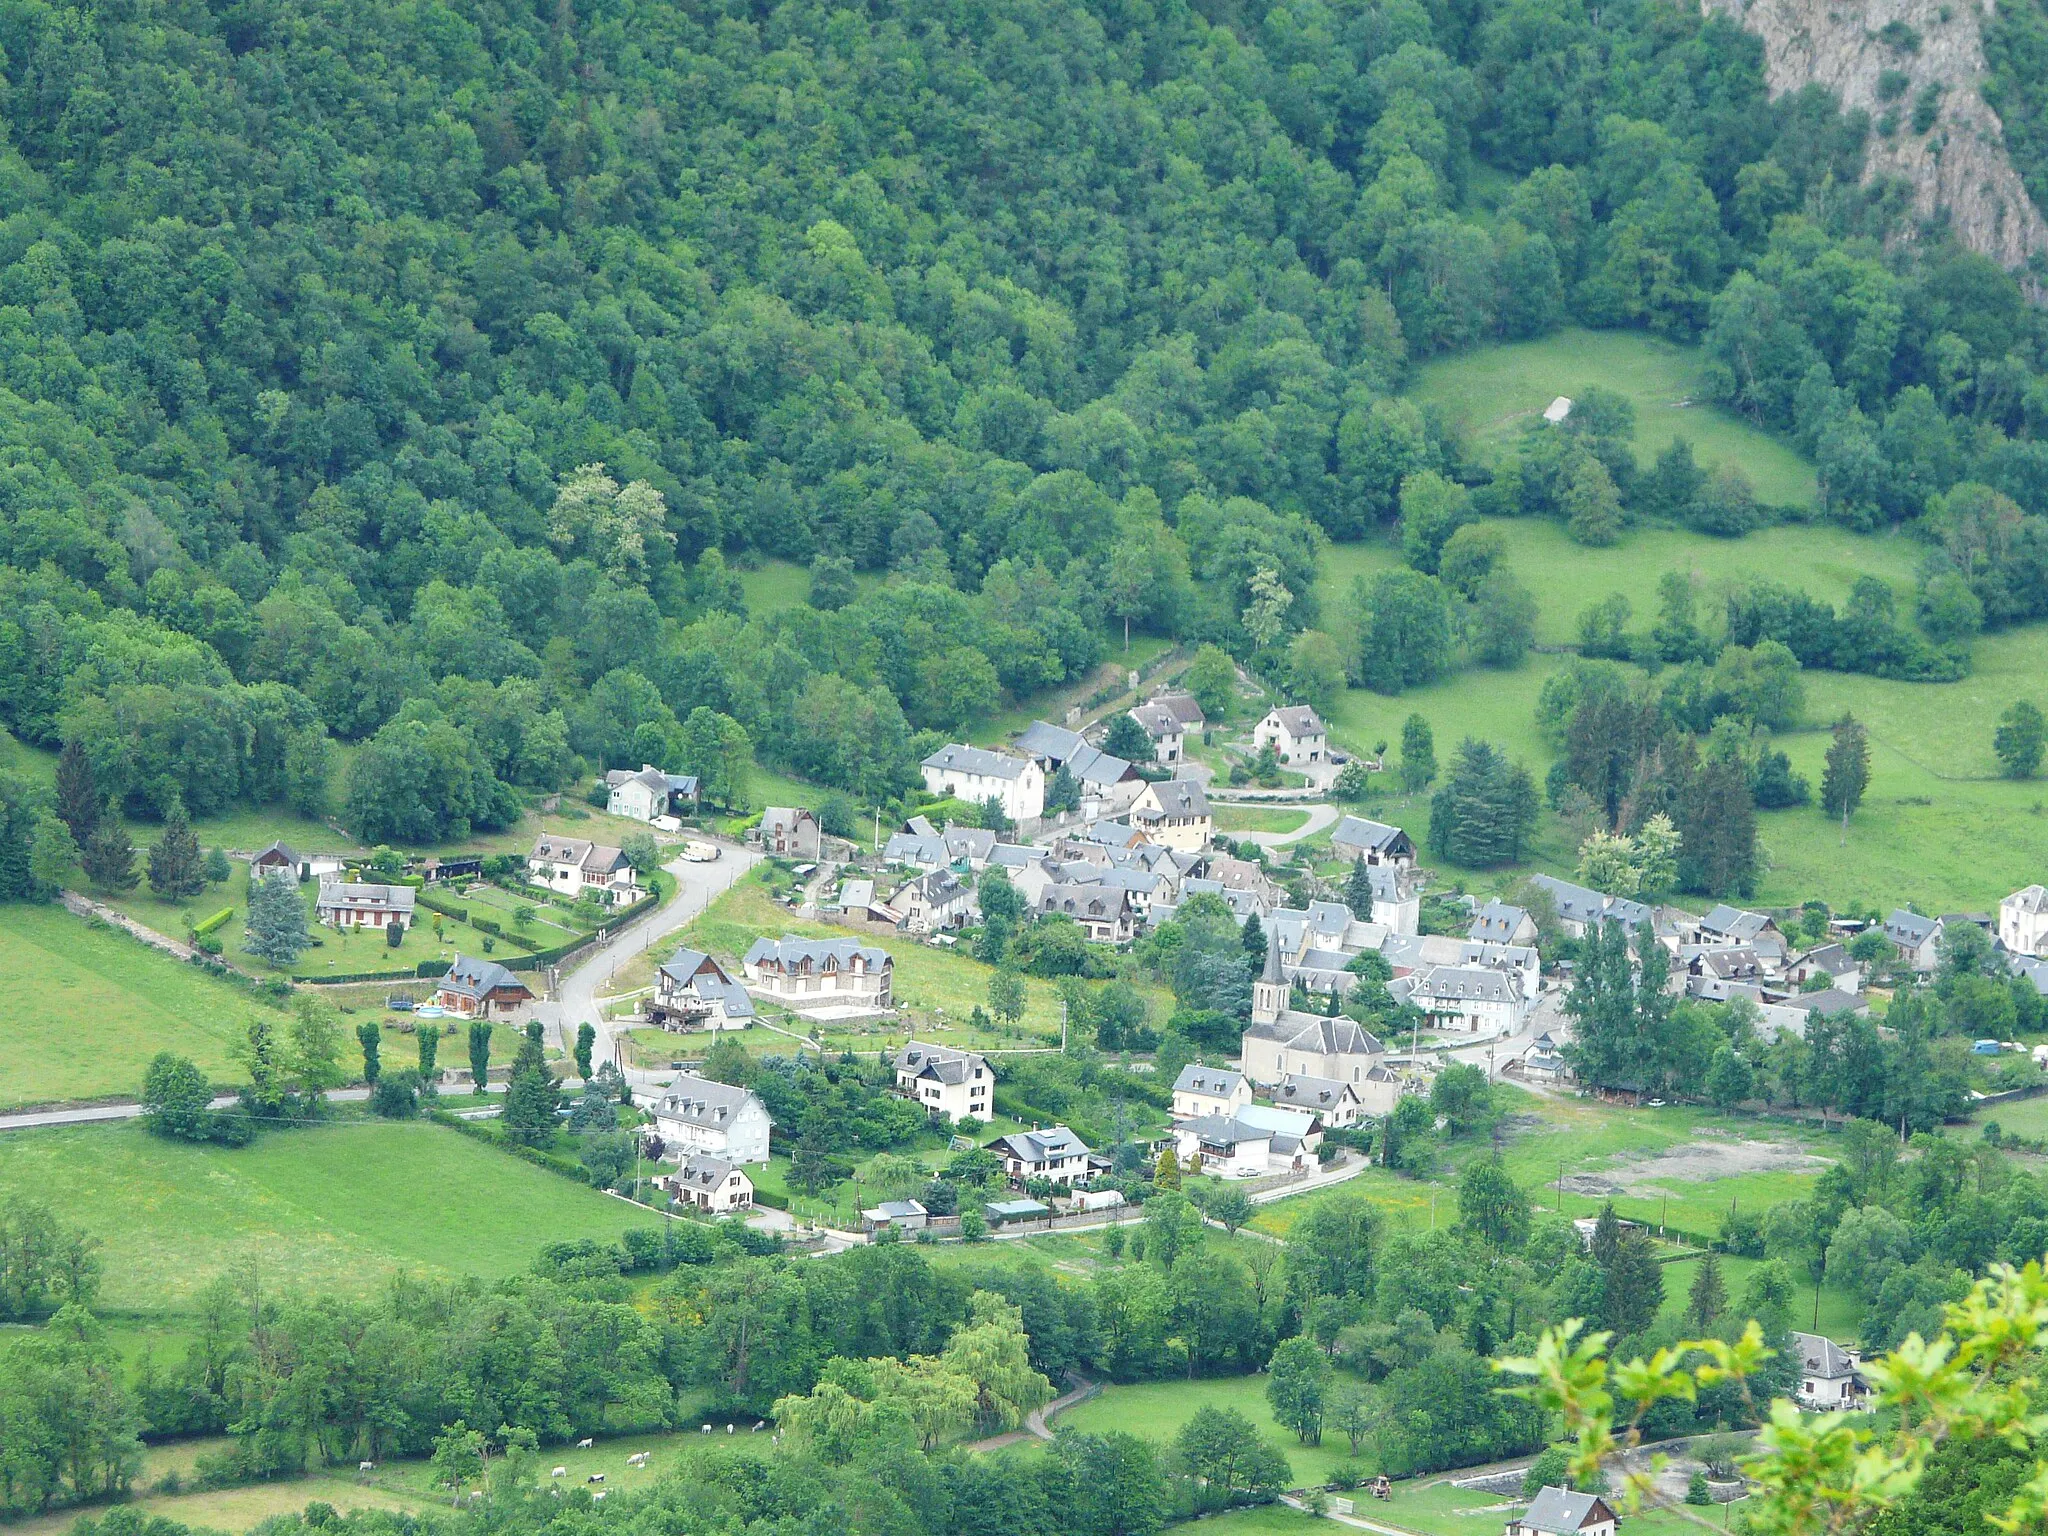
386,996 -> 416,1011
683,839 -> 720,862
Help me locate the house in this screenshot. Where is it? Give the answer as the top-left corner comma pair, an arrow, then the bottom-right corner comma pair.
1128,700 -> 1191,765
1270,1073 -> 1366,1128
1696,905 -> 1787,972
1015,723 -> 1142,808
1129,779 -> 1212,851
1755,988 -> 1870,1044
1505,1488 -> 1617,1536
432,954 -> 535,1019
1382,933 -> 1541,1005
651,947 -> 754,1032
1527,875 -> 1651,938
1792,1332 -> 1870,1411
250,842 -> 345,883
606,764 -> 698,823
1173,1065 -> 1253,1120
314,879 -> 416,931
2001,886 -> 2048,957
921,744 -> 1045,822
1883,909 -> 1944,972
1172,1113 -> 1273,1178
528,834 -> 642,906
660,1154 -> 753,1214
893,1040 -> 993,1122
1785,942 -> 1861,994
759,806 -> 822,860
1521,1051 -> 1572,1084
862,1199 -> 929,1231
1468,899 -> 1536,947
741,936 -> 894,1010
1330,816 -> 1417,869
1038,882 -> 1137,944
649,1074 -> 773,1165
1252,705 -> 1328,765
1683,946 -> 1766,1001
893,867 -> 978,934
1397,964 -> 1528,1033
988,1125 -> 1091,1187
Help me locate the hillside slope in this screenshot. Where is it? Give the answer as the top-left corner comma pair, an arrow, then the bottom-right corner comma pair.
1702,0 -> 2048,272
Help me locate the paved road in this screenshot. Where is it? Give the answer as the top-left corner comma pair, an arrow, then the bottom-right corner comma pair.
0,1083 -> 508,1135
555,843 -> 760,1089
1232,801 -> 1340,849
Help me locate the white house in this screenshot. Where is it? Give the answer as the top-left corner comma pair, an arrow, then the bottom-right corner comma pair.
1270,1073 -> 1366,1128
650,1074 -> 772,1166
1468,899 -> 1538,947
651,947 -> 754,1031
921,744 -> 1045,822
1330,816 -> 1416,868
1507,1488 -> 1617,1536
1172,1113 -> 1273,1178
527,834 -> 642,906
1526,874 -> 1651,938
1129,779 -> 1212,851
1883,909 -> 1944,972
1172,1064 -> 1252,1120
314,879 -> 415,930
660,1154 -> 753,1214
1128,700 -> 1188,765
249,842 -> 346,884
893,867 -> 978,934
1037,881 -> 1137,944
1398,964 -> 1530,1033
741,936 -> 894,1010
606,764 -> 697,823
989,1125 -> 1091,1187
894,1040 -> 993,1122
2001,886 -> 2048,957
1252,705 -> 1328,765
1792,1332 -> 1870,1411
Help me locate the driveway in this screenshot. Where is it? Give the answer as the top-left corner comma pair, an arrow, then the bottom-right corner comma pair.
1229,802 -> 1340,849
553,843 -> 760,1089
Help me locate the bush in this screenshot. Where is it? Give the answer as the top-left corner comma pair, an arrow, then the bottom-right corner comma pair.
192,906 -> 235,937
386,921 -> 404,948
372,1069 -> 422,1119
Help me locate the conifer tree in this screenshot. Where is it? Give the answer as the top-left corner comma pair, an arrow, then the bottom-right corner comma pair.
1687,1250 -> 1727,1331
1344,856 -> 1375,921
417,1022 -> 439,1083
502,1021 -> 560,1147
146,804 -> 206,900
54,740 -> 101,846
1154,1145 -> 1181,1188
468,1019 -> 493,1095
80,820 -> 138,893
1821,714 -> 1871,837
356,1020 -> 382,1084
245,869 -> 309,963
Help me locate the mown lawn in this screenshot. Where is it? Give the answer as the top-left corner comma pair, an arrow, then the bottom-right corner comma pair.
1405,327 -> 1818,507
1213,806 -> 1313,835
1060,1374 -> 1373,1487
0,1475 -> 428,1536
0,903 -> 261,1107
0,1118 -> 661,1317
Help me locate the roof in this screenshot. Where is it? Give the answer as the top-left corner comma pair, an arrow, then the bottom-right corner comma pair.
1273,1073 -> 1361,1110
1264,705 -> 1324,736
1793,1332 -> 1860,1380
988,841 -> 1049,869
653,1075 -> 765,1130
1528,874 -> 1651,929
1468,899 -> 1530,943
1179,1111 -> 1273,1149
1885,909 -> 1940,945
866,1199 -> 928,1220
761,805 -> 816,832
439,953 -> 532,1002
529,834 -> 629,875
1781,987 -> 1867,1016
677,1153 -> 742,1188
252,840 -> 299,864
1039,883 -> 1134,921
1331,816 -> 1411,855
1139,779 -> 1210,817
1521,1487 -> 1607,1535
1015,720 -> 1084,761
742,935 -> 892,971
315,879 -> 417,915
1147,689 -> 1206,727
923,743 -> 1033,780
1406,964 -> 1520,1004
1701,904 -> 1771,942
985,1198 -> 1051,1218
1173,1065 -> 1247,1098
1064,741 -> 1136,787
989,1126 -> 1090,1164
2007,885 -> 2048,915
1244,1013 -> 1385,1056
1235,1103 -> 1315,1137
1798,942 -> 1851,971
1130,701 -> 1186,739
608,764 -> 671,795
657,947 -> 755,1018
895,1040 -> 989,1085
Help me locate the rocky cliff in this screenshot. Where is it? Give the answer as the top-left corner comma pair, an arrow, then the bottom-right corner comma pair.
1702,0 -> 2048,271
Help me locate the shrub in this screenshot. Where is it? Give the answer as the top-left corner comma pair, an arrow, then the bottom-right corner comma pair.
192,906 -> 236,937
386,921 -> 404,948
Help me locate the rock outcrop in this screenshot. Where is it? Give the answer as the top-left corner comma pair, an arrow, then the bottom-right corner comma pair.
1703,0 -> 2048,272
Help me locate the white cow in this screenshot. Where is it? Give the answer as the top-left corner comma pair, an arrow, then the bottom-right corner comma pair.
358,1461 -> 376,1473
551,1467 -> 567,1479
576,1437 -> 594,1449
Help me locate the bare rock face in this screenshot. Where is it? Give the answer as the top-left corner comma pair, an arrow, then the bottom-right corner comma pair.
1702,0 -> 2048,272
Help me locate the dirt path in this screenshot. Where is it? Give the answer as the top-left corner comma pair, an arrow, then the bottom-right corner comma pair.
965,1374 -> 1099,1451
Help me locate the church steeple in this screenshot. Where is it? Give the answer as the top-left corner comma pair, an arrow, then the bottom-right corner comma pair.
1252,927 -> 1288,1025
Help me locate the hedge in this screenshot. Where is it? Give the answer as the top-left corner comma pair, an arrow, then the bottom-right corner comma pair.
428,1109 -> 588,1183
306,964 -> 427,985
415,890 -> 470,923
192,906 -> 235,937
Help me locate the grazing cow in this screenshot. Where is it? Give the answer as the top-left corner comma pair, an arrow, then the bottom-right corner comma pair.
700,1424 -> 712,1433
751,1423 -> 764,1433
725,1424 -> 734,1435
593,1492 -> 608,1502
576,1437 -> 594,1449
359,1461 -> 376,1472
551,1468 -> 567,1479
626,1453 -> 648,1467
587,1473 -> 606,1484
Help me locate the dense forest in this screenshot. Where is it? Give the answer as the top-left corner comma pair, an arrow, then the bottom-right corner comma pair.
0,0 -> 2046,871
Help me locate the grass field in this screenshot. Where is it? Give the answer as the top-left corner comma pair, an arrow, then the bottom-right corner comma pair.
1,1476 -> 428,1536
1213,806 -> 1313,835
1407,327 -> 1818,507
0,1119 -> 661,1317
0,903 -> 262,1108
1059,1373 -> 1364,1487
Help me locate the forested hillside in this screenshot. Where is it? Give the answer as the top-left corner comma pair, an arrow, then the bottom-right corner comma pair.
0,0 -> 2043,870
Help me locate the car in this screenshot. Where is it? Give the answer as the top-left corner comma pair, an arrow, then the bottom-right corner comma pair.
1330,752 -> 1349,764
1646,1097 -> 1668,1107
386,996 -> 416,1011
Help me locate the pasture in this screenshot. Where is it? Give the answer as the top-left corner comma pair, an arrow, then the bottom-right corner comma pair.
0,1118 -> 661,1317
0,904 -> 259,1108
1406,326 -> 1818,506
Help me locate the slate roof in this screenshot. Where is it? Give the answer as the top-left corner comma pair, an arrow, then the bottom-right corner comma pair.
1793,1332 -> 1861,1380
989,1125 -> 1090,1164
1885,909 -> 1941,946
1173,1065 -> 1247,1098
1528,874 -> 1651,929
1331,816 -> 1411,855
1406,964 -> 1519,1004
529,834 -> 631,875
439,953 -> 531,1002
2007,884 -> 2048,915
1015,720 -> 1084,761
1130,700 -> 1186,739
922,743 -> 1033,780
1179,1112 -> 1273,1149
1064,741 -> 1136,787
656,947 -> 755,1018
1148,690 -> 1206,727
1469,899 -> 1530,943
315,879 -> 416,916
1140,779 -> 1210,816
1273,1073 -> 1360,1112
653,1075 -> 764,1130
1521,1487 -> 1609,1536
1700,904 -> 1772,942
742,935 -> 892,972
1244,1013 -> 1385,1055
1264,705 -> 1324,736
676,1153 -> 741,1190
895,1040 -> 988,1085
